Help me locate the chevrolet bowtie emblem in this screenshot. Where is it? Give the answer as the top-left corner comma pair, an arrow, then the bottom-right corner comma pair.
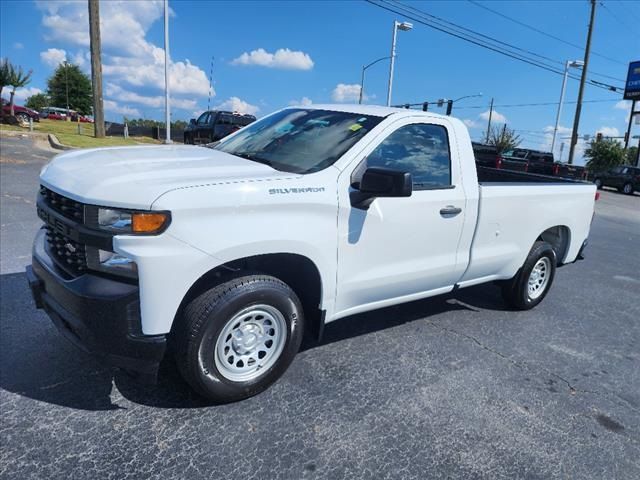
65,243 -> 77,253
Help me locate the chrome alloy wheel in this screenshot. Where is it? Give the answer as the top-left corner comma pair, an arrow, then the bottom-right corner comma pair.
214,304 -> 287,382
528,257 -> 551,300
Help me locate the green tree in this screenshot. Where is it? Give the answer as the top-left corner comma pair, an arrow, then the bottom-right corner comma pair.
488,124 -> 522,153
626,146 -> 638,166
584,139 -> 626,172
47,63 -> 92,115
0,58 -> 11,104
7,63 -> 32,116
24,92 -> 50,112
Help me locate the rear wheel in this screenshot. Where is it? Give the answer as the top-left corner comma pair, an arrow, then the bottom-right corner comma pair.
623,183 -> 633,195
594,178 -> 603,189
174,275 -> 304,403
501,241 -> 557,310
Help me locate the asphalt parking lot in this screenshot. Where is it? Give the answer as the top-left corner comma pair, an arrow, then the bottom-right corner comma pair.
1,133 -> 639,479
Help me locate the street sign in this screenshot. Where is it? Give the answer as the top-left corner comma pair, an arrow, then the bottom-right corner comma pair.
623,61 -> 640,100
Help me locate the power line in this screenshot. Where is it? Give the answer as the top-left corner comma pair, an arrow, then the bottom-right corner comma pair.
466,0 -> 627,67
366,0 -> 624,93
600,1 -> 640,37
395,0 -> 626,89
451,98 -> 620,109
612,0 -> 640,23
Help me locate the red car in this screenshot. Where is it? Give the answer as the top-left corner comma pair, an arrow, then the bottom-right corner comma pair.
1,98 -> 40,123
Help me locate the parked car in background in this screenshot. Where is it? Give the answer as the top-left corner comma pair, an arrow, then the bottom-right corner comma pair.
39,107 -> 68,121
184,110 -> 256,144
593,165 -> 640,194
1,98 -> 40,123
39,107 -> 94,123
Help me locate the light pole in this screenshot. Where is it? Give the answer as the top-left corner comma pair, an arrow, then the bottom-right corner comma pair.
360,56 -> 391,104
164,0 -> 171,144
386,20 -> 412,107
551,60 -> 583,155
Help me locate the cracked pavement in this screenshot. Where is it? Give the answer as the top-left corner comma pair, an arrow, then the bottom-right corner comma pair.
1,135 -> 639,479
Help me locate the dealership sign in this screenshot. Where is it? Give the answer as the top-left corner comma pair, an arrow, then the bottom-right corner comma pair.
624,61 -> 640,100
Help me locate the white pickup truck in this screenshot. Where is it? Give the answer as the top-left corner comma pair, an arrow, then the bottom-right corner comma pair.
27,105 -> 597,402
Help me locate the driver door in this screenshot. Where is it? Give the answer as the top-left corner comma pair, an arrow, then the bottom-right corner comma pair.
334,119 -> 468,317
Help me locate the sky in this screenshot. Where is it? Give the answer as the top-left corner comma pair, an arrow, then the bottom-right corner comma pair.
1,0 -> 638,164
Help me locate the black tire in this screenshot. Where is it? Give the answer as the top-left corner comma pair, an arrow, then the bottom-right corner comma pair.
174,275 -> 304,403
501,241 -> 557,310
184,133 -> 192,144
15,112 -> 30,123
623,183 -> 633,195
594,178 -> 603,190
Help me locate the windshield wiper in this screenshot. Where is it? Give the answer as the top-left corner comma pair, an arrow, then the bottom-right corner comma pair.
231,151 -> 275,168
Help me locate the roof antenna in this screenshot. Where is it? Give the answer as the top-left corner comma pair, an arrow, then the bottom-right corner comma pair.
207,56 -> 215,111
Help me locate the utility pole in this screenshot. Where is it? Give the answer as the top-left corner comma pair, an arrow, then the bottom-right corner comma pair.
164,0 -> 171,144
88,0 -> 105,138
624,100 -> 636,149
568,0 -> 596,165
485,97 -> 494,143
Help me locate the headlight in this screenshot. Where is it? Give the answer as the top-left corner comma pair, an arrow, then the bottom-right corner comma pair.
97,208 -> 170,234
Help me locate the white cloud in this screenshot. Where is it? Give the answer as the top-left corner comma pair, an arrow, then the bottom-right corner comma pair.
40,48 -> 67,67
288,97 -> 313,106
538,125 -> 587,165
479,109 -> 507,124
214,97 -> 259,116
596,126 -> 620,137
614,100 -> 631,111
463,119 -> 481,129
614,100 -> 632,122
105,82 -> 197,110
231,48 -> 314,70
37,1 -> 211,103
14,42 -> 24,49
331,83 -> 364,103
103,99 -> 141,118
12,87 -> 44,103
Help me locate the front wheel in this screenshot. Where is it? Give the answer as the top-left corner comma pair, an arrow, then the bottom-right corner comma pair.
623,183 -> 633,195
15,112 -> 30,124
501,241 -> 557,310
594,178 -> 603,189
174,275 -> 305,403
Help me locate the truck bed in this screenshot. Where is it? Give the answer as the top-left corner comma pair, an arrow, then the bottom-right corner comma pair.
477,166 -> 585,185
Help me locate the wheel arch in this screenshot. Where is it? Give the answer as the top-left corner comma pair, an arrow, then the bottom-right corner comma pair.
171,253 -> 325,341
537,225 -> 571,265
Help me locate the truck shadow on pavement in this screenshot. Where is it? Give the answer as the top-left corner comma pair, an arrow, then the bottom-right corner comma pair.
0,271 -> 511,411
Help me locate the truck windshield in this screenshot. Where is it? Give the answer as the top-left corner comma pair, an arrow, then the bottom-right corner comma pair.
213,108 -> 383,174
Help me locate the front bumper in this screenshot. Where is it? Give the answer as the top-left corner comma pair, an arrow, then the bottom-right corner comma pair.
26,229 -> 167,382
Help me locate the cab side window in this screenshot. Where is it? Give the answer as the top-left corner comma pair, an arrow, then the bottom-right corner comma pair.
197,112 -> 210,125
366,123 -> 452,189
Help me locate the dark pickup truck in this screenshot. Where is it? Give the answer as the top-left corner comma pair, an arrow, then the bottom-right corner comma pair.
184,110 -> 256,144
472,144 -> 587,180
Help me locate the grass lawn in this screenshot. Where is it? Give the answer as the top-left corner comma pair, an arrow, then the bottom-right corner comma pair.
0,119 -> 161,148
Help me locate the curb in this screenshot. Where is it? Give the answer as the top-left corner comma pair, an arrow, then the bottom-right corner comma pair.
48,133 -> 73,151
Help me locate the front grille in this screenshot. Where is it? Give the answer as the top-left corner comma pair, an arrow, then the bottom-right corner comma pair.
40,186 -> 84,222
45,227 -> 88,275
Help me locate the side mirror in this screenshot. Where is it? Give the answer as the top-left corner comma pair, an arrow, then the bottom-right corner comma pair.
189,118 -> 196,125
351,167 -> 412,209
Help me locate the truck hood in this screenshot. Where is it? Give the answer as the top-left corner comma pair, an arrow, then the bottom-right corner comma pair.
40,145 -> 295,209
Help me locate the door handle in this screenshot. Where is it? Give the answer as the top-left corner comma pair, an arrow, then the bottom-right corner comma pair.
440,206 -> 462,216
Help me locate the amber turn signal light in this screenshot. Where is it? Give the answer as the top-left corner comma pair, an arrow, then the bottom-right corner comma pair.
132,212 -> 169,233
